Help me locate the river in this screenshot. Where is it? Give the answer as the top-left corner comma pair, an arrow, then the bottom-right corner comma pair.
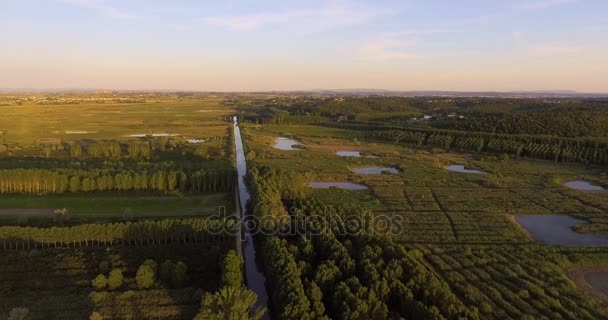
233,117 -> 270,319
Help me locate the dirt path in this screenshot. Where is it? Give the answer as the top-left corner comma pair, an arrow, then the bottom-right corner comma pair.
568,267 -> 608,305
0,209 -> 54,216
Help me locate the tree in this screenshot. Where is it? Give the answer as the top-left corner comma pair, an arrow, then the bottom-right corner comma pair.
221,250 -> 244,287
98,261 -> 110,274
8,308 -> 30,320
92,274 -> 107,290
194,286 -> 265,320
107,269 -> 123,290
89,311 -> 103,320
171,261 -> 190,288
159,260 -> 175,284
69,176 -> 81,193
70,143 -> 83,159
136,259 -> 158,289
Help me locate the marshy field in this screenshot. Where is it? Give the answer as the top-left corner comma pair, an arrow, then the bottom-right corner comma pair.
1,93 -> 608,319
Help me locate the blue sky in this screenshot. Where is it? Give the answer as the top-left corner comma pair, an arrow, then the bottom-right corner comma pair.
1,0 -> 607,91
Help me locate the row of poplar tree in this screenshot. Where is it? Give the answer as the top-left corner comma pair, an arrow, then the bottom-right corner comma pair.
0,168 -> 235,194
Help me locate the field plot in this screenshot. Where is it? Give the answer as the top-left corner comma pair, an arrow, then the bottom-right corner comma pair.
0,243 -> 231,319
0,193 -> 233,224
420,246 -> 608,320
244,118 -> 608,319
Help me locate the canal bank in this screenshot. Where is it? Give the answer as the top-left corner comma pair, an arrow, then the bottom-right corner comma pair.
233,117 -> 270,319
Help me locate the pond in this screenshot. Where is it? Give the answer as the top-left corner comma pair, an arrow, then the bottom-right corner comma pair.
514,215 -> 608,246
274,137 -> 303,150
336,151 -> 378,158
564,181 -> 605,191
310,182 -> 369,190
129,133 -> 178,138
337,151 -> 362,157
352,167 -> 399,175
446,165 -> 486,174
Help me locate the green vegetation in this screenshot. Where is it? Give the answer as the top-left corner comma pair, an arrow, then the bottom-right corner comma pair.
0,93 -> 240,319
237,96 -> 608,320
2,93 -> 608,319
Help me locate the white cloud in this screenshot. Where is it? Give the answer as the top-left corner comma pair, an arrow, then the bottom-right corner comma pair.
59,0 -> 137,19
201,0 -> 392,31
359,34 -> 418,61
358,29 -> 462,61
527,43 -> 582,55
516,0 -> 577,10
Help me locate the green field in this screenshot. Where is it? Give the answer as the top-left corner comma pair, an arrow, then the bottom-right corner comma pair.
2,93 -> 608,319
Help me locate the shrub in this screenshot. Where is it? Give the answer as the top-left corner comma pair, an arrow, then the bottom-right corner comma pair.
8,308 -> 30,320
136,259 -> 158,289
171,261 -> 190,288
107,269 -> 124,290
92,274 -> 107,290
159,260 -> 175,284
221,250 -> 244,287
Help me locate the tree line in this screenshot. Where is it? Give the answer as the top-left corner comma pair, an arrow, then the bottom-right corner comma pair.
321,122 -> 608,165
0,218 -> 235,250
0,168 -> 235,194
371,129 -> 608,165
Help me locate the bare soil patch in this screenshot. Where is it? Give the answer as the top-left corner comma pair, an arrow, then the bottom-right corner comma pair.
568,267 -> 608,305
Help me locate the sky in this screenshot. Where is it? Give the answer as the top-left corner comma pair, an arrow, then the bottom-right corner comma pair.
0,0 -> 607,92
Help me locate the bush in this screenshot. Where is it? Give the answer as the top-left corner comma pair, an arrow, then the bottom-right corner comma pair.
136,259 -> 158,289
92,274 -> 107,290
8,308 -> 30,320
221,250 -> 244,287
107,269 -> 124,290
98,261 -> 110,274
89,311 -> 103,320
159,260 -> 175,284
89,292 -> 110,304
171,261 -> 190,288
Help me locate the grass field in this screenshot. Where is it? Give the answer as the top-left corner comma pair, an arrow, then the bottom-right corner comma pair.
245,123 -> 608,241
0,99 -> 231,144
0,192 -> 234,224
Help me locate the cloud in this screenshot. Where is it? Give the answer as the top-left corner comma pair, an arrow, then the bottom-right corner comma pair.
59,0 -> 137,19
511,32 -> 582,56
527,43 -> 582,55
358,28 -> 463,61
516,0 -> 577,10
201,0 -> 392,31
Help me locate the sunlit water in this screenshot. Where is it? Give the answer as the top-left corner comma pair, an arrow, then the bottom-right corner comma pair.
564,181 -> 605,191
446,165 -> 486,174
274,137 -> 303,150
337,151 -> 362,157
515,215 -> 608,246
309,182 -> 369,190
233,117 -> 270,319
352,167 -> 399,175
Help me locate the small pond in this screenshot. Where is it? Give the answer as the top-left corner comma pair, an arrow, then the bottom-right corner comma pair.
564,181 -> 605,191
274,137 -> 303,150
514,215 -> 608,246
352,167 -> 399,175
129,133 -> 178,138
336,151 -> 378,158
446,165 -> 486,174
337,151 -> 362,157
310,182 -> 368,190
